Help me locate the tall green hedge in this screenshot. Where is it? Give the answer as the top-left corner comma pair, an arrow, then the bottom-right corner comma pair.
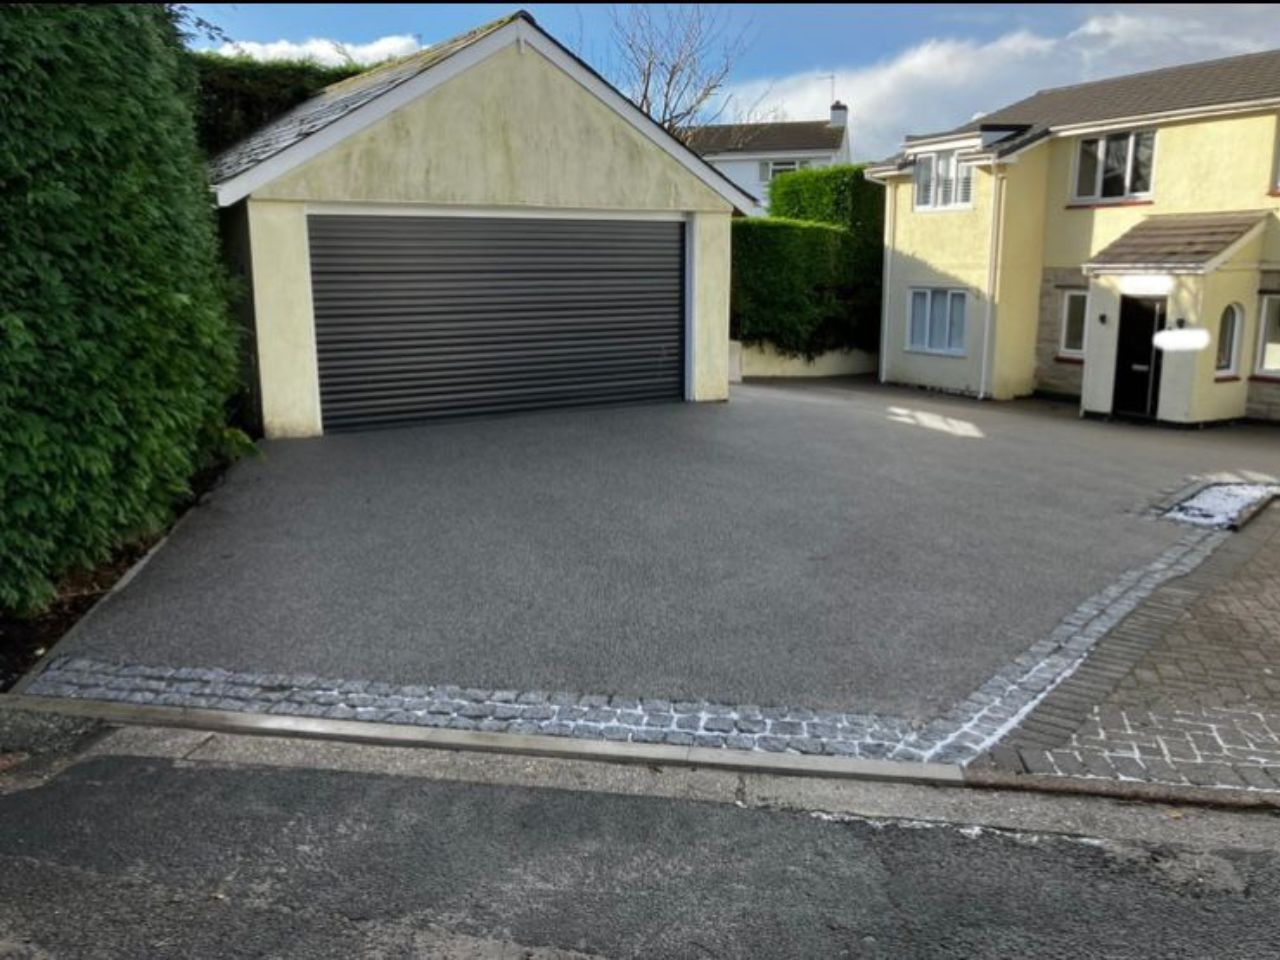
766,165 -> 884,352
190,53 -> 365,156
0,5 -> 241,612
731,218 -> 865,357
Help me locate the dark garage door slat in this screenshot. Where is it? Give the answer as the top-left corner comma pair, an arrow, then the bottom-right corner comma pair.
309,215 -> 684,430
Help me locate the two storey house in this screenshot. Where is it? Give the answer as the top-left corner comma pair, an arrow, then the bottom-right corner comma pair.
866,50 -> 1280,424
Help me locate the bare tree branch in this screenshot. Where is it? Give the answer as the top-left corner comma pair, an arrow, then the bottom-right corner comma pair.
607,5 -> 751,144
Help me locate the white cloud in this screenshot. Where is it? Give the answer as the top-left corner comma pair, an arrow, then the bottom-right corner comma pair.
214,34 -> 421,66
722,5 -> 1280,161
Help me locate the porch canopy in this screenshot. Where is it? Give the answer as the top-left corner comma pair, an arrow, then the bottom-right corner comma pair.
1083,210 -> 1270,276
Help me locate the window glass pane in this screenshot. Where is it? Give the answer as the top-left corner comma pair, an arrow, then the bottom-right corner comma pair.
910,291 -> 928,348
1261,298 -> 1280,372
1130,131 -> 1154,193
1101,133 -> 1130,197
928,289 -> 948,350
914,155 -> 934,206
1063,293 -> 1087,352
947,293 -> 966,352
956,162 -> 973,204
1216,305 -> 1238,371
937,152 -> 954,207
1075,139 -> 1099,197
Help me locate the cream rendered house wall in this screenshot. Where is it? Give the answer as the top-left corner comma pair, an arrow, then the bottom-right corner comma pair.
1041,112 -> 1280,270
990,146 -> 1050,399
242,43 -> 735,437
881,170 -> 995,396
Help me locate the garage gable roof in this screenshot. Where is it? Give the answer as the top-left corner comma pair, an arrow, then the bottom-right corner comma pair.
209,11 -> 759,213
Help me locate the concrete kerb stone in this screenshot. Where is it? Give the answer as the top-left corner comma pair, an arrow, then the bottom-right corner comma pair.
0,693 -> 963,786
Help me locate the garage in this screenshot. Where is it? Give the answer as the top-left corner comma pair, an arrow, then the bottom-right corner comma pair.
209,11 -> 753,438
309,215 -> 685,429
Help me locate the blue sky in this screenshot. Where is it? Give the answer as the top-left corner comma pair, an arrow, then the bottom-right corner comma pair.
191,4 -> 1280,159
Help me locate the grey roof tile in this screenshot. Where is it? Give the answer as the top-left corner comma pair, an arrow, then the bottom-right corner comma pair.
684,120 -> 845,155
208,12 -> 521,186
1085,211 -> 1271,269
907,47 -> 1280,145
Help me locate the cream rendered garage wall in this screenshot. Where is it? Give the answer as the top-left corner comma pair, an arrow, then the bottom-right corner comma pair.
244,42 -> 735,437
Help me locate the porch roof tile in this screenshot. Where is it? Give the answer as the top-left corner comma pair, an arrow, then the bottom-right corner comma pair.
1084,211 -> 1271,271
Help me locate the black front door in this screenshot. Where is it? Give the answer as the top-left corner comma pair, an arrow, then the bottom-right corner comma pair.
1112,296 -> 1165,419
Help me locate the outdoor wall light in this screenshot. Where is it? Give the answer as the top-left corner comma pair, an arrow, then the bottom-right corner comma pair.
1175,317 -> 1187,329
1098,313 -> 1108,325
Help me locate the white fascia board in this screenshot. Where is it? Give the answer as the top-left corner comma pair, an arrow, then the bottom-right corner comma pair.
1048,97 -> 1280,139
214,22 -> 523,208
216,18 -> 761,215
901,135 -> 983,155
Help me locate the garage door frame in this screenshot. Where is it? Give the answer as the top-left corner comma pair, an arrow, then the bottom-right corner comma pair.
301,203 -> 697,427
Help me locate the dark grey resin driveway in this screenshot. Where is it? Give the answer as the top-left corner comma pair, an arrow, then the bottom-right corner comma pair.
53,380 -> 1280,719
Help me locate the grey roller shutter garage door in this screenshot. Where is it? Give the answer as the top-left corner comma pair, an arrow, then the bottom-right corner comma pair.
308,215 -> 685,429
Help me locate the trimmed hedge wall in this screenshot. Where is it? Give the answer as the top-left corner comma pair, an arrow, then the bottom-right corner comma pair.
763,165 -> 883,354
190,52 -> 365,156
0,6 -> 241,612
730,218 -> 862,357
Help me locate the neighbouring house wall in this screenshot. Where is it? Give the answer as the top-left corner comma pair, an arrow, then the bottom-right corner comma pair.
257,45 -> 731,214
243,42 -> 737,436
991,146 -> 1050,399
880,170 -> 994,396
1034,267 -> 1088,397
1041,111 -> 1280,270
703,151 -> 838,214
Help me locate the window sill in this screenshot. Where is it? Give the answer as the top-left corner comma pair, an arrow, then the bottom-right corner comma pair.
1064,198 -> 1154,210
912,205 -> 975,214
1055,354 -> 1085,365
1251,373 -> 1280,383
1268,188 -> 1280,197
905,347 -> 967,358
1215,374 -> 1241,383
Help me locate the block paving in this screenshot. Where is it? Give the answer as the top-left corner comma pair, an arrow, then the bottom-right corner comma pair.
981,504 -> 1280,793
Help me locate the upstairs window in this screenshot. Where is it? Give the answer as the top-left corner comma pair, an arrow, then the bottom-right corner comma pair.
914,151 -> 972,209
1073,130 -> 1155,201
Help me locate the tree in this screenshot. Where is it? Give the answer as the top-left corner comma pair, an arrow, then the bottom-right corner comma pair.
607,5 -> 752,141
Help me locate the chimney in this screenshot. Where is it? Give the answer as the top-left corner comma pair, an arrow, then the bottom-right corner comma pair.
829,100 -> 848,127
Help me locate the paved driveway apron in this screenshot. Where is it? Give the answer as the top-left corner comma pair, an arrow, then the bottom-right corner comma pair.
27,381 -> 1280,762
980,504 -> 1280,793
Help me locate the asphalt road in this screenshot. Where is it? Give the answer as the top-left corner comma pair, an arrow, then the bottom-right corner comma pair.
56,379 -> 1280,718
1,747 -> 1279,959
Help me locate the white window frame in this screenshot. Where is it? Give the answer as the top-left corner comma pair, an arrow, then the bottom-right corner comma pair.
1058,290 -> 1088,357
1070,129 -> 1156,203
760,158 -> 813,183
1216,303 -> 1243,376
913,150 -> 973,211
1256,295 -> 1280,376
907,287 -> 968,356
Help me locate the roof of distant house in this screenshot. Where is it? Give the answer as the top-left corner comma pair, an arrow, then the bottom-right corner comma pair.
684,120 -> 845,156
873,46 -> 1280,168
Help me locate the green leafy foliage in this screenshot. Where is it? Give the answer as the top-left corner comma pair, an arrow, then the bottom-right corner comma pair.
0,6 -> 241,612
189,52 -> 365,156
764,164 -> 884,353
731,218 -> 869,357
